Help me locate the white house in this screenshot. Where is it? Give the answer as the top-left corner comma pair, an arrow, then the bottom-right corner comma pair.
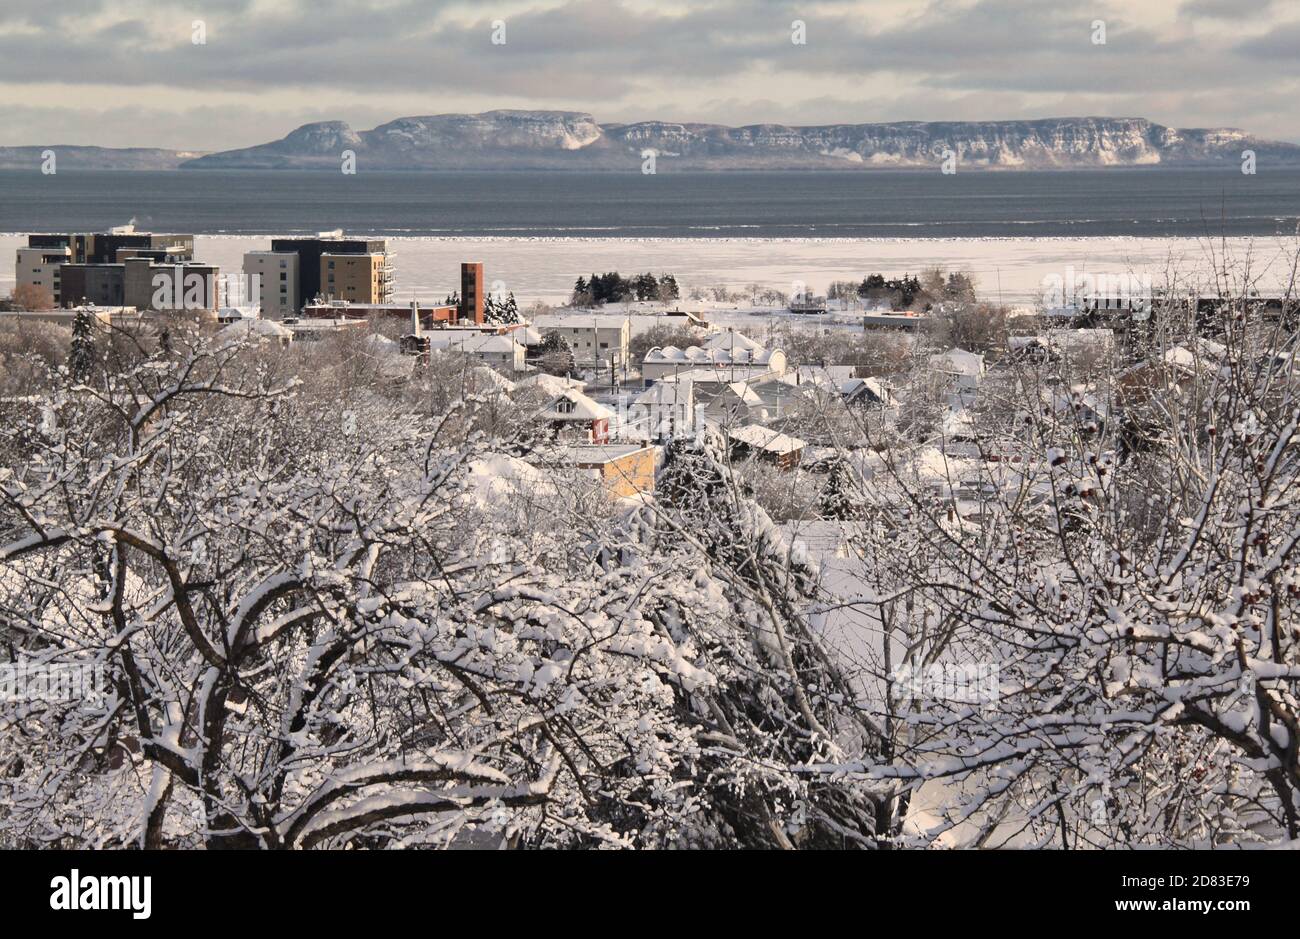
428,332 -> 527,373
537,388 -> 617,443
930,348 -> 985,390
629,376 -> 697,441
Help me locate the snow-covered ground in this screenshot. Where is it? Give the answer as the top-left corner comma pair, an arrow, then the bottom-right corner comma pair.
4,234 -> 1297,306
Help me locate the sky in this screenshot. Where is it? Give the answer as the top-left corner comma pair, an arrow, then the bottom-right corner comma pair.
0,0 -> 1297,151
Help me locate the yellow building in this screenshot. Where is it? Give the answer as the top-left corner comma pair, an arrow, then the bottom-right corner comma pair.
320,253 -> 390,304
552,444 -> 659,498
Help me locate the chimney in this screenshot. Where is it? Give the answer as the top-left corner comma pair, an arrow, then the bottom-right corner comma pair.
410,299 -> 421,337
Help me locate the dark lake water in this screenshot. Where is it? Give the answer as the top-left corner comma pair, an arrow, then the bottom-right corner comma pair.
1,167 -> 1298,238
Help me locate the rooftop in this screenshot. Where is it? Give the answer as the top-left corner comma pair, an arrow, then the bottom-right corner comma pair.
728,423 -> 806,454
550,443 -> 654,463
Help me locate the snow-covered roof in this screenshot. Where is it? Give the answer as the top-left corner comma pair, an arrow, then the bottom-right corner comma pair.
841,376 -> 894,405
216,306 -> 260,320
778,521 -> 854,563
938,408 -> 978,439
701,330 -> 767,355
930,347 -> 985,376
724,381 -> 765,407
633,378 -> 694,407
1163,341 -> 1227,376
540,314 -> 630,330
728,423 -> 806,454
539,388 -> 615,422
515,373 -> 586,396
788,365 -> 856,385
462,455 -> 552,506
469,366 -> 517,393
428,333 -> 521,354
549,443 -> 654,464
658,365 -> 777,385
218,318 -> 293,342
643,344 -> 776,367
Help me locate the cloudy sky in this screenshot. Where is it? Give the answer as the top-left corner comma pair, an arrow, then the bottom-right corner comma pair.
1,0 -> 1296,150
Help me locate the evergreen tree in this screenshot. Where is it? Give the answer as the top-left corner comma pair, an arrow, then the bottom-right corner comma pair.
818,459 -> 863,520
538,331 -> 575,376
68,308 -> 96,382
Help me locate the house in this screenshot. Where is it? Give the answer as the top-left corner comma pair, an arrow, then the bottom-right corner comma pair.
629,377 -> 696,441
514,373 -> 586,397
301,299 -> 460,328
538,389 -> 616,443
930,347 -> 985,407
778,520 -> 855,563
285,318 -> 368,341
727,424 -> 806,470
930,348 -> 985,389
841,376 -> 896,408
625,312 -> 707,336
535,314 -> 631,370
1115,339 -> 1229,417
216,306 -> 261,325
427,332 -> 527,373
542,443 -> 660,498
701,380 -> 769,426
1047,385 -> 1109,435
217,317 -> 294,346
861,311 -> 935,331
787,365 -> 857,386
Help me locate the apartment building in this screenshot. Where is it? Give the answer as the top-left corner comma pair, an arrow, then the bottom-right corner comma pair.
15,226 -> 196,308
460,261 -> 485,324
59,259 -> 220,312
269,235 -> 391,309
321,253 -> 388,303
15,245 -> 71,304
26,226 -> 194,264
243,251 -> 300,319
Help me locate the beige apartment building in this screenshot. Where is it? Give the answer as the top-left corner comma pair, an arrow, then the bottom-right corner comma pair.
321,253 -> 390,304
243,251 -> 300,319
15,246 -> 72,305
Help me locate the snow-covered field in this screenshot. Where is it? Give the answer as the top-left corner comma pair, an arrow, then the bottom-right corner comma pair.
4,234 -> 1297,306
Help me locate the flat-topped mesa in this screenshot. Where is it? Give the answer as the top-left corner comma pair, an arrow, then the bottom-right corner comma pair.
179,113 -> 1300,170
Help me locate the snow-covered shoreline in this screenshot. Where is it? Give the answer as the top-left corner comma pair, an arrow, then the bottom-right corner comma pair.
4,233 -> 1297,306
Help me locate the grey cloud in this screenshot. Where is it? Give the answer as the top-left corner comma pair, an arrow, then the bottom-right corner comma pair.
0,0 -> 1298,146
